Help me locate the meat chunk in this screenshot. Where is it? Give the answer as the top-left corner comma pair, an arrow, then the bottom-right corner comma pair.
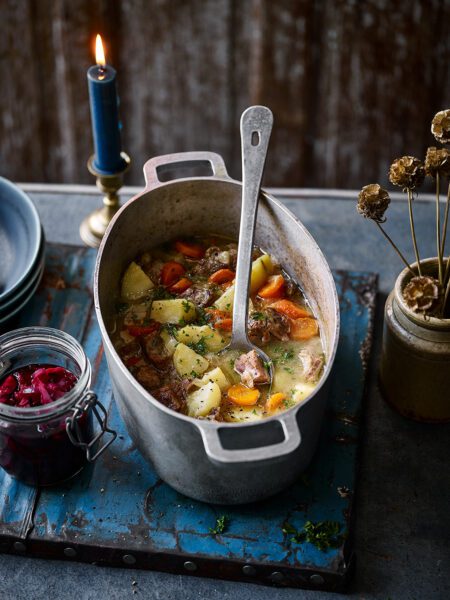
152,382 -> 186,412
144,331 -> 172,370
248,308 -> 290,344
192,246 -> 233,276
248,313 -> 271,344
118,340 -> 142,362
234,349 -> 270,388
135,364 -> 161,390
299,350 -> 324,383
181,285 -> 215,307
266,308 -> 290,341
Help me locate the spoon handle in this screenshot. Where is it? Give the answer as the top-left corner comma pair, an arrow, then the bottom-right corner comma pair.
232,106 -> 273,347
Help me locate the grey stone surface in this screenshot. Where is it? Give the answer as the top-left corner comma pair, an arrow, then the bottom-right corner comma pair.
0,188 -> 448,600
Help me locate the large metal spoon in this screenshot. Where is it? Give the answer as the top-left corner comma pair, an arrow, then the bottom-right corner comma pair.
227,105 -> 274,384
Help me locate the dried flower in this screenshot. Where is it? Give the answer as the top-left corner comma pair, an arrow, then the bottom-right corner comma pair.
425,146 -> 450,179
389,156 -> 425,190
431,109 -> 450,145
357,184 -> 390,223
403,276 -> 440,314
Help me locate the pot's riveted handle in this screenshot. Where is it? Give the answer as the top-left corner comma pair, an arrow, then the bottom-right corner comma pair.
143,151 -> 229,190
199,412 -> 301,465
66,391 -> 117,462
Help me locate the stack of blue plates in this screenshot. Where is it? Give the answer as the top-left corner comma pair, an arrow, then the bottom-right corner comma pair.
0,177 -> 45,328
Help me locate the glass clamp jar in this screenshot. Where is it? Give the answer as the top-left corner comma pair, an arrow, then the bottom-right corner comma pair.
0,327 -> 117,486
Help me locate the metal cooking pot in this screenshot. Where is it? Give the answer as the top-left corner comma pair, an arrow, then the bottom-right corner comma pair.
94,152 -> 340,504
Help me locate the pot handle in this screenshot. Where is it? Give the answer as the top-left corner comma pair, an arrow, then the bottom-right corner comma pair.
199,412 -> 301,465
143,151 -> 229,189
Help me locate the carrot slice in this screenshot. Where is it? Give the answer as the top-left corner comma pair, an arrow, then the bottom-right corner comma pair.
205,308 -> 230,322
160,261 -> 185,286
208,268 -> 235,284
174,240 -> 205,259
227,384 -> 260,406
289,317 -> 319,340
266,392 -> 286,412
257,274 -> 285,299
127,323 -> 160,337
170,277 -> 192,294
214,318 -> 233,331
271,299 -> 311,319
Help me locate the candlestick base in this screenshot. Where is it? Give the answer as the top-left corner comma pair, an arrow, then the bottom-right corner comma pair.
80,152 -> 131,248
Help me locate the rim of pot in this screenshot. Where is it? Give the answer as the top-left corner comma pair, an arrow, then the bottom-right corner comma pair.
394,257 -> 450,330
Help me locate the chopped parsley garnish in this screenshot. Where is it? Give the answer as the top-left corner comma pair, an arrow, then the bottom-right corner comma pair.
195,307 -> 210,326
152,286 -> 174,300
163,323 -> 178,337
209,515 -> 228,535
188,337 -> 208,355
182,300 -> 192,314
282,520 -> 344,551
251,311 -> 265,321
190,370 -> 200,379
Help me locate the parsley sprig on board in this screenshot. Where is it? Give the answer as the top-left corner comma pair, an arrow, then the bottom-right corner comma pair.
282,520 -> 344,551
209,515 -> 228,535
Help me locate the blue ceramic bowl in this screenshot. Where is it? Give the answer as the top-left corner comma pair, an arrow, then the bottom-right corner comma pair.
0,228 -> 45,313
0,177 -> 42,301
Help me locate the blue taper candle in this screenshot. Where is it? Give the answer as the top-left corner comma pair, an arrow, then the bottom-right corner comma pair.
87,35 -> 126,174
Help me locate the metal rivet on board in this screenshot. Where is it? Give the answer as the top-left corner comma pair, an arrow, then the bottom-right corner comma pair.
242,564 -> 256,576
270,571 -> 284,583
122,554 -> 136,565
183,561 -> 197,572
310,573 -> 325,585
64,547 -> 77,558
13,542 -> 26,552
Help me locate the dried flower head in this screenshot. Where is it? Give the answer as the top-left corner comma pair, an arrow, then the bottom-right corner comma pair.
403,276 -> 440,314
389,156 -> 425,190
425,146 -> 450,179
431,109 -> 450,144
357,184 -> 390,223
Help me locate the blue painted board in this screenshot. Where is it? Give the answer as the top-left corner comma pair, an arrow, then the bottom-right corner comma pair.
0,244 -> 377,591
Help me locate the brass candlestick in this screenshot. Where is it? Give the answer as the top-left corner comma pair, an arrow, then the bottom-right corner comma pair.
80,152 -> 131,248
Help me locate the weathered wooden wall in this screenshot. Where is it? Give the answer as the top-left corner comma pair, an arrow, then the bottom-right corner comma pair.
0,0 -> 449,188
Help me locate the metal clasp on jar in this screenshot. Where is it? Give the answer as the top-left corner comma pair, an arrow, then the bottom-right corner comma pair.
66,391 -> 117,461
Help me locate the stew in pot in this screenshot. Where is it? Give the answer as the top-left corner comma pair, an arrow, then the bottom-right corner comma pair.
112,236 -> 325,422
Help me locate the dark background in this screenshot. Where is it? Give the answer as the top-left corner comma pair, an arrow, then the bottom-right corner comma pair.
0,0 -> 449,188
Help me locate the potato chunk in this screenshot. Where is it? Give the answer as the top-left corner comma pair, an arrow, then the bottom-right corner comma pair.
292,382 -> 316,404
214,254 -> 274,311
192,367 -> 229,391
187,381 -> 221,418
121,261 -> 154,301
173,343 -> 209,378
150,299 -> 196,324
224,405 -> 264,422
176,324 -> 227,352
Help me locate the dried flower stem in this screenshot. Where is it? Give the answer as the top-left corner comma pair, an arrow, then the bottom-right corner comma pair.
435,173 -> 443,285
443,278 -> 450,318
375,222 -> 414,275
407,189 -> 422,275
442,181 -> 450,285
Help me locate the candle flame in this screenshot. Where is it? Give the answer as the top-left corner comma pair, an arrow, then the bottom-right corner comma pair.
95,34 -> 106,67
